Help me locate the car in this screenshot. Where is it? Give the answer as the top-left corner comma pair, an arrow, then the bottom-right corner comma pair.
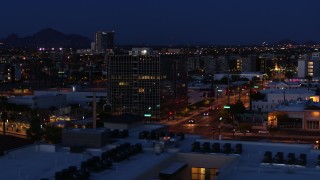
203,112 -> 209,116
188,119 -> 196,124
236,130 -> 250,133
258,130 -> 269,134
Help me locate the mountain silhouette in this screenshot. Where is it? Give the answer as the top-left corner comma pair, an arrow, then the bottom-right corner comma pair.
304,40 -> 319,46
2,28 -> 91,48
275,39 -> 297,45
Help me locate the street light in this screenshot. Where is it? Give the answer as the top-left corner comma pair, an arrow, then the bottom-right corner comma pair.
218,117 -> 222,140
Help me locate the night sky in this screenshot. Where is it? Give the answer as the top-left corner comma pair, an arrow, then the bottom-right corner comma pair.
1,0 -> 320,45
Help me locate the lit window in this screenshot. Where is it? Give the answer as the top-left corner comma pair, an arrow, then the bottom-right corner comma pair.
119,82 -> 128,86
138,88 -> 145,93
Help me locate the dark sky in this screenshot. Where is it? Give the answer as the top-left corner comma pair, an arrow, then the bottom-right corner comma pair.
1,0 -> 319,45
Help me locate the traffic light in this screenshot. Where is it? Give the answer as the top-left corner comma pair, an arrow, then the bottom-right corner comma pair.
168,111 -> 174,120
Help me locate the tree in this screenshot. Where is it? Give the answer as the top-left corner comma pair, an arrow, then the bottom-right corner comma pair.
230,101 -> 246,114
237,123 -> 252,136
219,77 -> 228,84
285,70 -> 294,79
26,114 -> 43,141
49,106 -> 58,115
305,75 -> 312,91
274,111 -> 289,128
316,87 -> 320,95
1,112 -> 7,136
251,92 -> 266,101
43,125 -> 62,144
231,75 -> 240,82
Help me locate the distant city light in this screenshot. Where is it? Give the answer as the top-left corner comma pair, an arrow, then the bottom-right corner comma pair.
141,50 -> 147,55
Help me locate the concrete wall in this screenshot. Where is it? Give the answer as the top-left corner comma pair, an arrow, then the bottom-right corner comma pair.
39,144 -> 56,152
134,153 -> 177,180
175,153 -> 238,180
104,121 -> 143,130
62,129 -> 109,148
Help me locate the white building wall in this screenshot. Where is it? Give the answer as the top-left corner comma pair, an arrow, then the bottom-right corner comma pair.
34,90 -> 108,105
252,89 -> 315,112
8,94 -> 67,109
298,59 -> 306,78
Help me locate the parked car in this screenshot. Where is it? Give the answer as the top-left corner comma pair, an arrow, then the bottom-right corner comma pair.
258,130 -> 269,134
188,119 -> 196,124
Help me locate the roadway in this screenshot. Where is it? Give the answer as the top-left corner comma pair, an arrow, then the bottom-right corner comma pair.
162,89 -> 319,144
163,89 -> 244,139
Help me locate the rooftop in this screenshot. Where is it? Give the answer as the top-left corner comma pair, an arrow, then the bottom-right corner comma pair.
261,88 -> 315,95
2,125 -> 320,180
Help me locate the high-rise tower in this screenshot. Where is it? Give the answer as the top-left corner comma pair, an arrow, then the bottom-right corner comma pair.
106,48 -> 160,121
95,31 -> 115,52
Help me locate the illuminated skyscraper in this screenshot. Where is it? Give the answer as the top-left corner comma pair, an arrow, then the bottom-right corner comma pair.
95,31 -> 115,52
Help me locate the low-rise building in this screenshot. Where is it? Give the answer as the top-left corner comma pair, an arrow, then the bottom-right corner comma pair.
266,81 -> 301,89
7,94 -> 67,109
252,88 -> 315,112
268,100 -> 320,131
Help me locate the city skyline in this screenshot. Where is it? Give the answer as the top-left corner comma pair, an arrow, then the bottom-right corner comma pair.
1,0 -> 320,45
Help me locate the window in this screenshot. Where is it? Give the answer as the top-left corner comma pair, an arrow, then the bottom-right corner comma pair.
138,88 -> 145,93
191,167 -> 218,180
307,121 -> 319,130
119,82 -> 128,86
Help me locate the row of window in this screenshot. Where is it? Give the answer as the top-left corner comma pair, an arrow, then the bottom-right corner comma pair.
307,121 -> 319,130
253,105 -> 274,109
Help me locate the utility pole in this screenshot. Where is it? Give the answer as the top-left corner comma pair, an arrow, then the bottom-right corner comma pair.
227,63 -> 230,106
93,92 -> 97,129
218,117 -> 222,140
249,81 -> 252,111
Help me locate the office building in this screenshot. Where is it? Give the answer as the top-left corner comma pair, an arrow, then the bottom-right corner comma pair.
160,55 -> 188,119
106,49 -> 160,120
298,52 -> 320,78
95,31 -> 115,52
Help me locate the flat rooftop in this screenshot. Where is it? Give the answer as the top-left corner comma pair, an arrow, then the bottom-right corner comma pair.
2,125 -> 320,180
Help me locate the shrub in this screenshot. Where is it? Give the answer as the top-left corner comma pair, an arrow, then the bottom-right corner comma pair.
70,145 -> 85,153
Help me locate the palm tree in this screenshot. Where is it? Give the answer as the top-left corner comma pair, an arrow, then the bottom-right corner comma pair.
1,112 -> 7,136
305,75 -> 312,91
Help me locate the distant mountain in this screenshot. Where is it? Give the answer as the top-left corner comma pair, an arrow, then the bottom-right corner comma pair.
1,28 -> 91,48
274,39 -> 298,45
304,40 -> 319,46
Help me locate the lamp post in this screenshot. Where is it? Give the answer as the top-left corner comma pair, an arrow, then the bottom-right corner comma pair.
282,87 -> 286,103
218,117 -> 222,140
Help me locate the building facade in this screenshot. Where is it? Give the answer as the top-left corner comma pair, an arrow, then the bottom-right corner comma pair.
95,31 -> 115,52
252,89 -> 315,113
106,52 -> 160,120
160,55 -> 188,119
268,100 -> 320,131
298,52 -> 320,78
